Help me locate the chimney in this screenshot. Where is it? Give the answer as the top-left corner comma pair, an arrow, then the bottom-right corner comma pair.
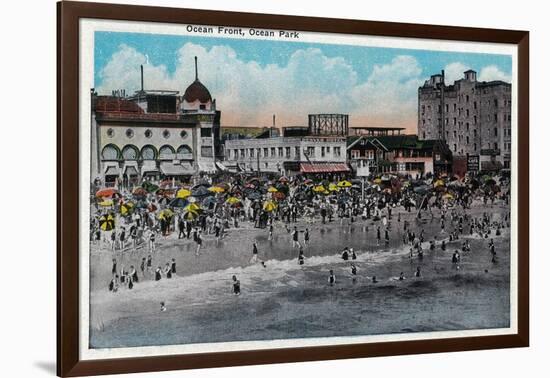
140,64 -> 144,92
194,56 -> 198,81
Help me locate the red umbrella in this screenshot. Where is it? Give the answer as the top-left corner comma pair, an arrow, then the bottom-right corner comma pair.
96,188 -> 119,198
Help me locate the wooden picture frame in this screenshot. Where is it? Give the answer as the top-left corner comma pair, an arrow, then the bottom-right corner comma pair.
57,1 -> 529,376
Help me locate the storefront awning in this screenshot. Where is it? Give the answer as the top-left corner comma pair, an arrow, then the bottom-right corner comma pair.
198,161 -> 218,173
123,166 -> 139,176
300,163 -> 350,173
160,162 -> 195,176
104,165 -> 120,176
141,161 -> 159,175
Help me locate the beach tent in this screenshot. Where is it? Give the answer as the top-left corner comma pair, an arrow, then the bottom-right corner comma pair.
337,180 -> 352,188
120,201 -> 134,216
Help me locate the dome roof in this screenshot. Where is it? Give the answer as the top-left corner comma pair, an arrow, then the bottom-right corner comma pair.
183,79 -> 212,103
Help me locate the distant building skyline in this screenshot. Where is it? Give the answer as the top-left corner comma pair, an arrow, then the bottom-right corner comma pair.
95,31 -> 512,133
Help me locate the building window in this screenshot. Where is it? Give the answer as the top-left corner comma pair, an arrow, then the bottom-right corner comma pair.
494,99 -> 498,107
474,101 -> 477,109
278,147 -> 283,157
125,129 -> 134,138
141,145 -> 156,160
453,144 -> 457,152
453,103 -> 457,111
494,114 -> 498,122
321,146 -> 325,157
162,129 -> 170,139
494,142 -> 498,150
263,148 -> 268,157
180,130 -> 188,139
422,132 -> 426,139
285,147 -> 291,158
466,136 -> 469,144
106,128 -> 115,138
474,143 -> 477,151
250,148 -> 255,158
201,146 -> 213,157
466,109 -> 470,117
351,150 -> 360,159
466,123 -> 469,131
453,130 -> 457,138
306,146 -> 315,157
445,104 -> 449,112
453,118 -> 457,126
466,95 -> 469,102
101,144 -> 119,160
144,129 -> 152,138
240,149 -> 245,158
201,128 -> 212,137
334,147 -> 341,157
122,145 -> 138,160
271,147 -> 276,157
367,150 -> 374,160
199,104 -> 206,110
494,127 -> 498,137
159,145 -> 175,157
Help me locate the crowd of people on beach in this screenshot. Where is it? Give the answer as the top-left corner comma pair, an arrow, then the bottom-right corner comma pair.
91,171 -> 510,299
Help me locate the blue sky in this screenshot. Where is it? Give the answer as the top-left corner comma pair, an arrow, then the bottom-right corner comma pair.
94,31 -> 512,131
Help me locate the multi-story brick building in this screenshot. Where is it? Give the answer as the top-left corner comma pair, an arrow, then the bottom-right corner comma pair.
418,70 -> 512,170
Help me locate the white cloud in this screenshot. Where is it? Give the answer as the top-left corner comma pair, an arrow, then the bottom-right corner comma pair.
443,62 -> 469,85
478,65 -> 511,82
96,44 -> 427,131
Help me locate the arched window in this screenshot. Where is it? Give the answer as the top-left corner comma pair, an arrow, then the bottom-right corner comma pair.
159,145 -> 175,158
101,144 -> 120,160
122,145 -> 139,160
140,145 -> 157,160
176,145 -> 192,155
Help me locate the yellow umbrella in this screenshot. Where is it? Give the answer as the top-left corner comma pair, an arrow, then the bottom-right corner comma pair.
176,188 -> 191,199
226,197 -> 241,205
184,203 -> 201,212
323,190 -> 330,195
183,209 -> 199,220
99,214 -> 115,231
208,186 -> 225,194
158,208 -> 174,220
267,186 -> 278,193
337,180 -> 352,188
373,178 -> 382,184
328,183 -> 339,192
120,201 -> 134,216
263,200 -> 278,212
434,179 -> 445,187
313,185 -> 326,193
99,199 -> 114,207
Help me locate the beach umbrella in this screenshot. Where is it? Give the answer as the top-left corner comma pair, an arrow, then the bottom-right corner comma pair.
169,197 -> 188,208
267,186 -> 278,193
176,188 -> 191,199
337,180 -> 352,188
142,181 -> 159,193
96,188 -> 119,198
134,200 -> 148,209
132,187 -> 147,198
263,200 -> 278,212
413,185 -> 430,195
245,191 -> 262,200
208,186 -> 225,194
99,213 -> 115,231
278,176 -> 289,183
434,179 -> 445,188
192,186 -> 211,197
98,199 -> 114,207
226,196 -> 241,205
120,201 -> 134,216
157,208 -> 174,220
373,178 -> 382,184
202,196 -> 217,209
185,203 -> 201,213
443,193 -> 455,200
272,191 -> 286,201
183,209 -> 199,220
313,185 -> 326,193
328,183 -> 340,192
